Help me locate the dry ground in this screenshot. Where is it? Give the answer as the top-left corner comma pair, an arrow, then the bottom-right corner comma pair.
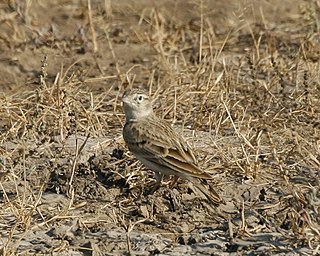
0,0 -> 320,255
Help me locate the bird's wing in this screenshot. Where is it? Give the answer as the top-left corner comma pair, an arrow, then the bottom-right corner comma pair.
123,117 -> 212,179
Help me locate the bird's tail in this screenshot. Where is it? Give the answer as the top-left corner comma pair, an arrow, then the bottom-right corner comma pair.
187,177 -> 224,207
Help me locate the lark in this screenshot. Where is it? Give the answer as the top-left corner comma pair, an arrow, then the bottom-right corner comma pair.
122,88 -> 223,206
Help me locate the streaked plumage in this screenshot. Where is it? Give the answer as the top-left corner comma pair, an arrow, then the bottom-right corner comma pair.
122,88 -> 223,206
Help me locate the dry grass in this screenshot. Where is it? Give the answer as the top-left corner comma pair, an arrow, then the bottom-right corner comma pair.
0,0 -> 319,255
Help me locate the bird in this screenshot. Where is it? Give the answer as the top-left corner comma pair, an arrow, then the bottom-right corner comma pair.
121,88 -> 223,206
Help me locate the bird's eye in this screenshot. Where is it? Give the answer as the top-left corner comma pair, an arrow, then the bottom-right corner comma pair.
137,95 -> 144,103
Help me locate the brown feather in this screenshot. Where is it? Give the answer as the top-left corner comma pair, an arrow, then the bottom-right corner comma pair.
122,90 -> 223,206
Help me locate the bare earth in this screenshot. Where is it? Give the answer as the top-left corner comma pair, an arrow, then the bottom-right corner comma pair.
0,0 -> 319,255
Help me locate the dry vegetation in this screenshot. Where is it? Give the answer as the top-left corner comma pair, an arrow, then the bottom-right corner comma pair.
0,0 -> 319,255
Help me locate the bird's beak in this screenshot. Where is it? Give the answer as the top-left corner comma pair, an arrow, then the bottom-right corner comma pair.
121,96 -> 130,104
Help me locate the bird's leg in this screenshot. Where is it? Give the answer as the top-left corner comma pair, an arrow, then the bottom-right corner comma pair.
169,176 -> 179,188
147,171 -> 163,194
